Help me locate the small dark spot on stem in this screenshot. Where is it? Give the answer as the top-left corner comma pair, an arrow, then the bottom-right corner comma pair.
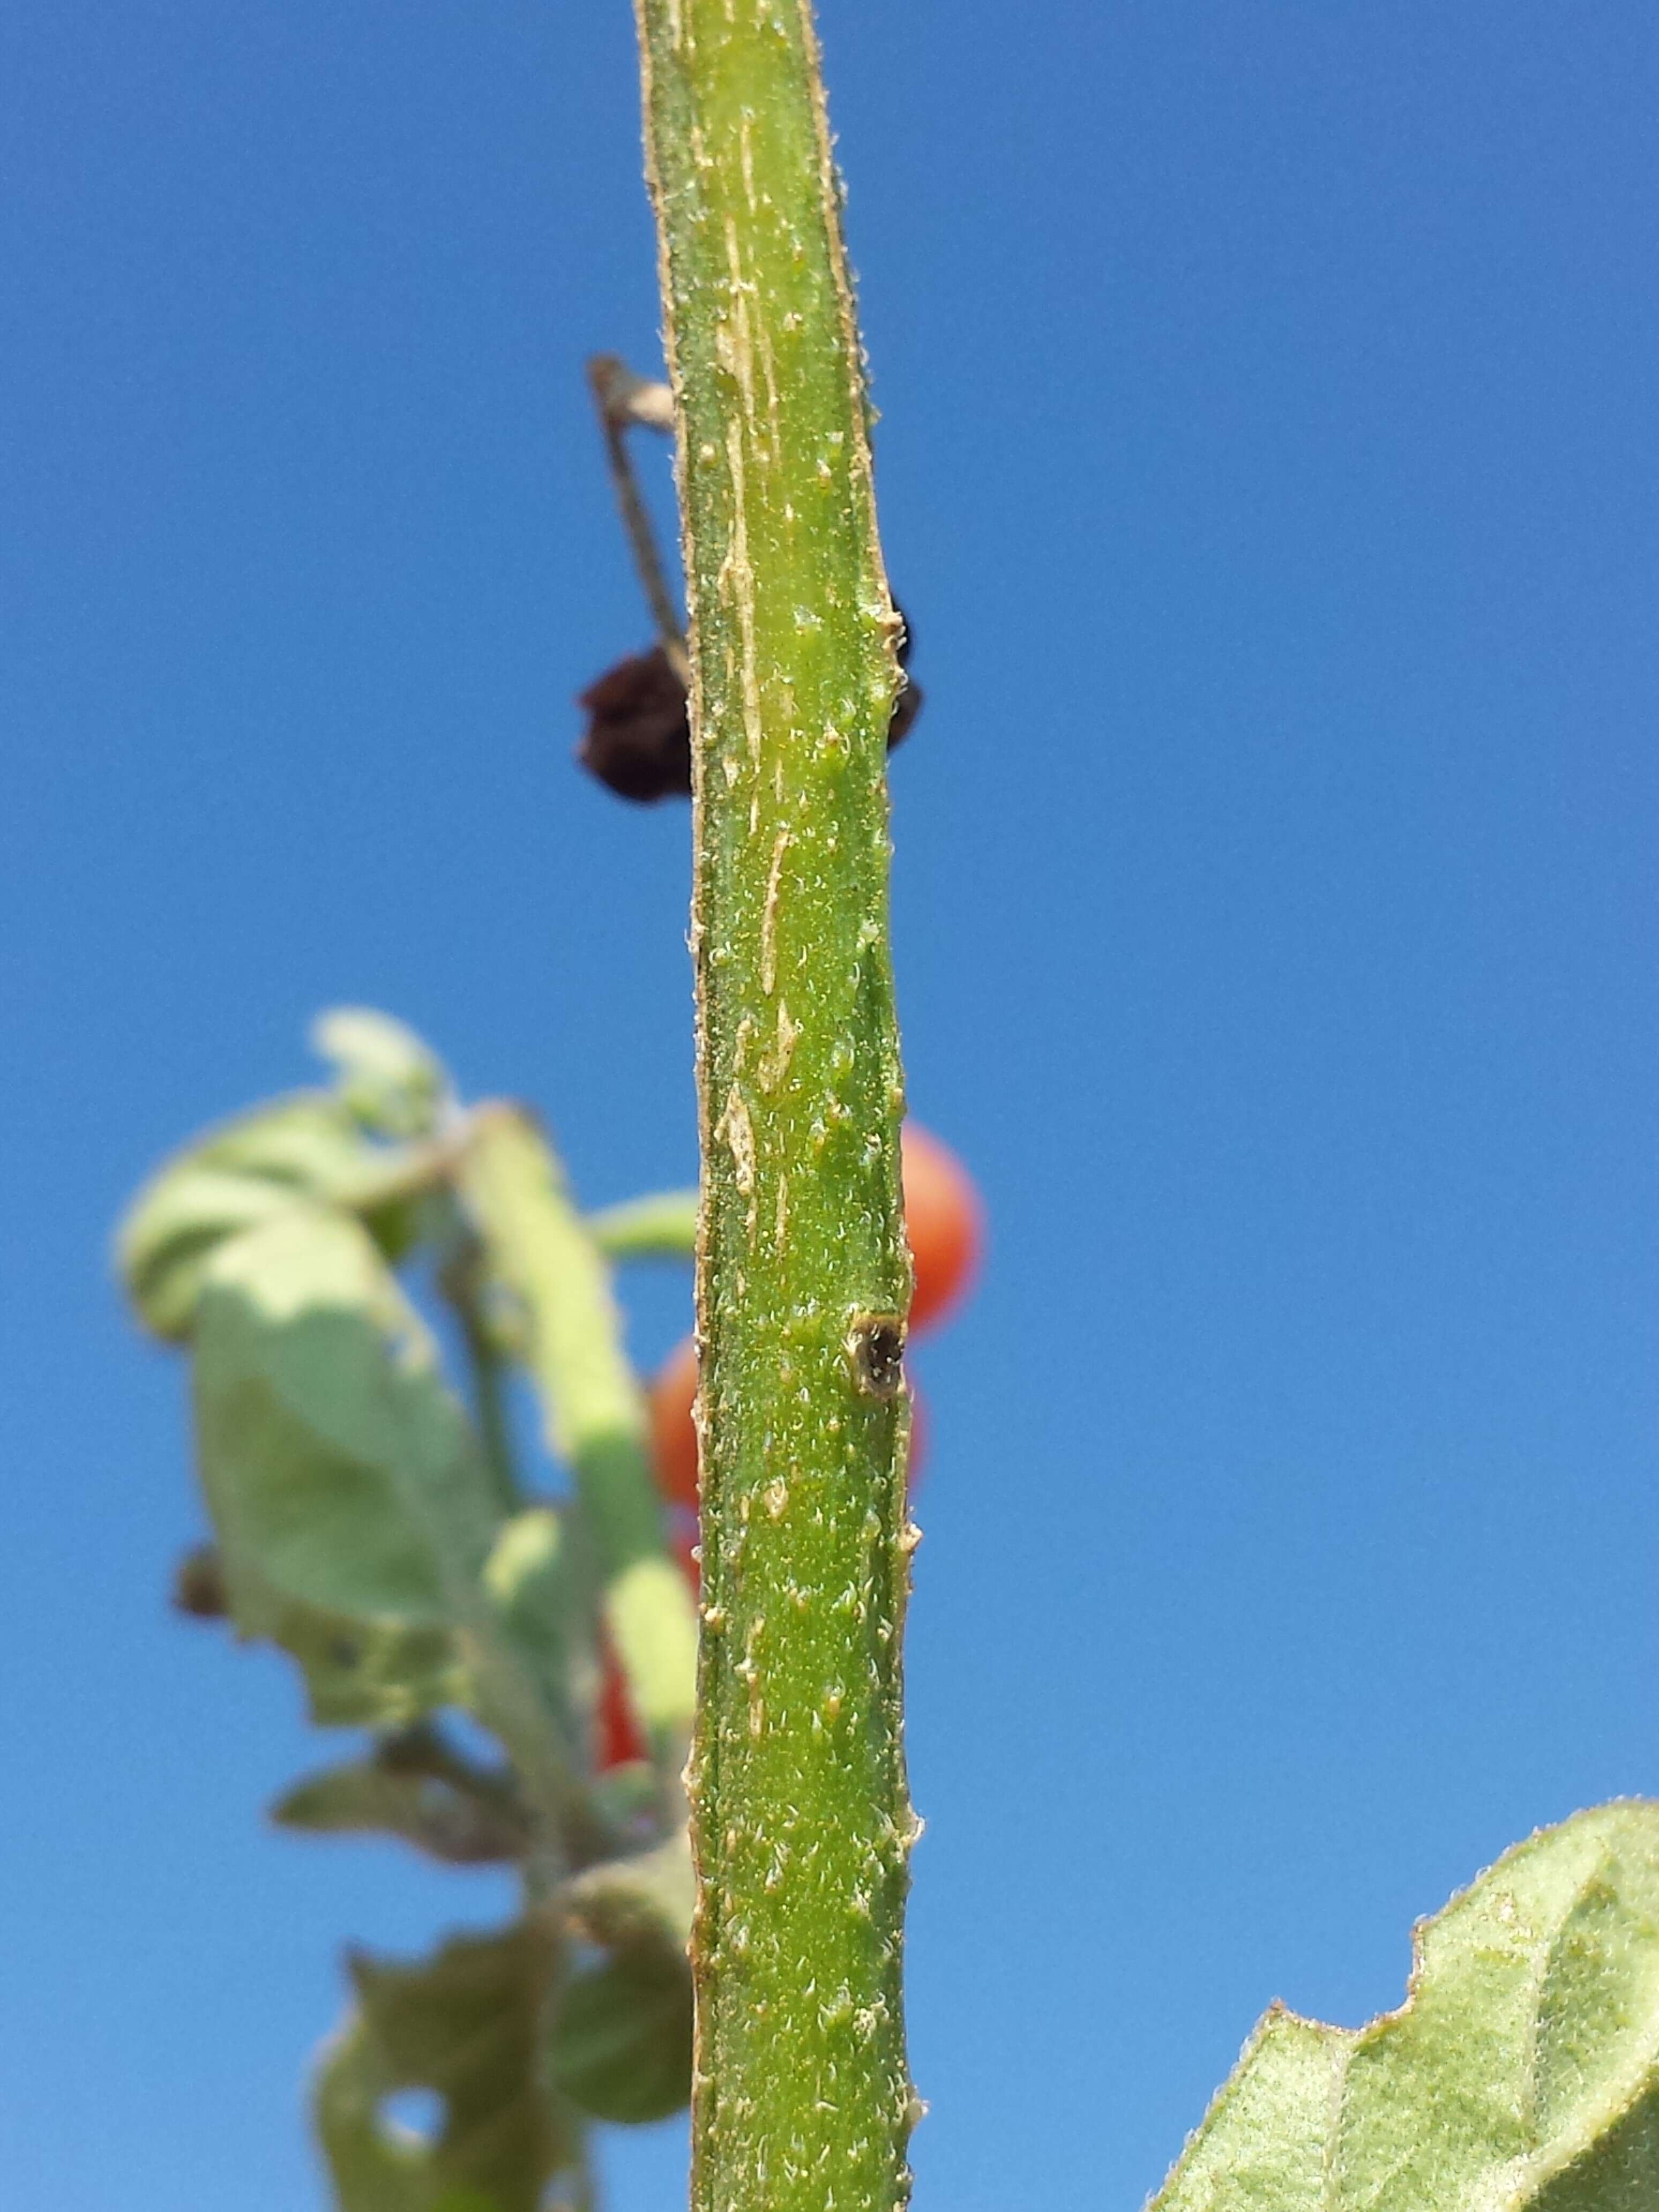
846,1313 -> 906,1400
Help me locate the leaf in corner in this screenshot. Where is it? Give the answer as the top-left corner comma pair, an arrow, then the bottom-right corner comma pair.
1149,1799 -> 1659,2212
316,1920 -> 572,2212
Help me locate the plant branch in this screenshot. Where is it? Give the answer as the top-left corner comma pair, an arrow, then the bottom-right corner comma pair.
436,1212 -> 525,1515
588,353 -> 690,683
461,1103 -> 698,1807
633,5 -> 918,2211
587,1189 -> 698,1263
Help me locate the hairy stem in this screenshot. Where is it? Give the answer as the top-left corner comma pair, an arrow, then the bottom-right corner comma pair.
633,5 -> 918,2210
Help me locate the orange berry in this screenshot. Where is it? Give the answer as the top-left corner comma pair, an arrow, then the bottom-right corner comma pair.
647,1334 -> 701,1512
902,1123 -> 983,1334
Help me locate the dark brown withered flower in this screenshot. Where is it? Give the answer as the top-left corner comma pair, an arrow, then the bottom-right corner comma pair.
171,1543 -> 228,1619
576,646 -> 693,803
577,608 -> 922,802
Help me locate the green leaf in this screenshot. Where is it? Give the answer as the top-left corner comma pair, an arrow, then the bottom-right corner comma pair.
1150,1799 -> 1659,2212
189,1208 -> 498,1720
193,1208 -> 497,1617
191,1209 -> 585,1836
273,1735 -> 528,1866
481,1508 -> 587,1753
313,2017 -> 430,2212
117,1093 -> 423,1341
313,1007 -> 452,1140
171,1522 -> 466,1738
316,1922 -> 571,2212
552,1835 -> 695,2125
265,1602 -> 467,1731
550,1942 -> 692,2126
563,1832 -> 696,1955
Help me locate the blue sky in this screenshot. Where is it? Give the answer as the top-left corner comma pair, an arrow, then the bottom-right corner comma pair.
4,2 -> 1658,2206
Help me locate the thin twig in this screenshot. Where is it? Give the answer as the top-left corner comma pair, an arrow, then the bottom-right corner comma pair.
587,354 -> 690,683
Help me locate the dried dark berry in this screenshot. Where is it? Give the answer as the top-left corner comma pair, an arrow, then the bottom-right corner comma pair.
576,646 -> 693,803
886,608 -> 922,753
171,1543 -> 228,1619
577,606 -> 923,802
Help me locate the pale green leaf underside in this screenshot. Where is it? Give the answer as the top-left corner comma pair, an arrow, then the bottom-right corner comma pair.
552,1833 -> 695,2120
273,1754 -> 526,1866
311,1005 -> 452,1140
190,1209 -> 585,1818
1150,1801 -> 1659,2212
192,1209 -> 493,1625
189,1210 -> 502,1732
263,1597 -> 466,1732
116,1092 -> 419,1340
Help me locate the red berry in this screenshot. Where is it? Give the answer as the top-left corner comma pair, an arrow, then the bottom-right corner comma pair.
595,1643 -> 646,1770
647,1334 -> 701,1512
902,1123 -> 983,1334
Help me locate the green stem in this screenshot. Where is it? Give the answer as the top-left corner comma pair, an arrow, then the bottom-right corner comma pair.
436,1215 -> 525,1514
461,1103 -> 698,1797
460,1310 -> 520,1514
633,6 -> 918,2211
587,1188 -> 698,1263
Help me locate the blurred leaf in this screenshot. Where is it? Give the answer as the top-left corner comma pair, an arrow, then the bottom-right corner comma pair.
550,1941 -> 692,2126
193,1208 -> 495,1623
313,1007 -> 452,1140
190,1209 -> 499,1722
271,1604 -> 468,1731
1150,1800 -> 1659,2212
313,2017 -> 430,2212
553,1834 -> 694,2125
482,1508 -> 589,1758
316,1922 -> 571,2212
117,1093 -> 425,1341
274,1733 -> 529,1866
170,1536 -> 464,1727
563,1832 -> 694,1955
191,1210 -> 587,1833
